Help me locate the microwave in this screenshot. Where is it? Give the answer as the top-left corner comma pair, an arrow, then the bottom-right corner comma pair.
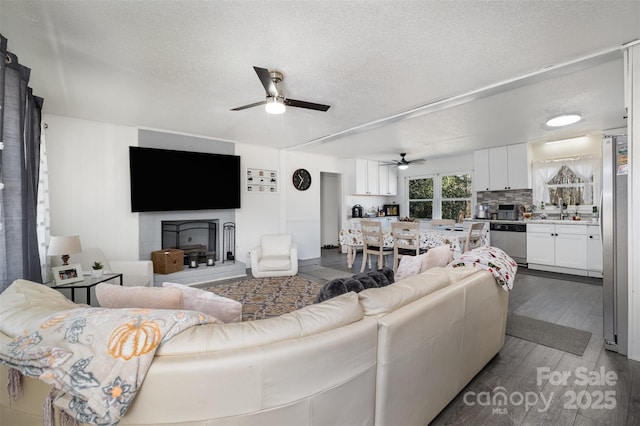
383,204 -> 400,217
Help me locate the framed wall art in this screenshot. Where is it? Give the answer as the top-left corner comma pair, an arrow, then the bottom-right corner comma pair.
247,168 -> 278,193
52,263 -> 85,285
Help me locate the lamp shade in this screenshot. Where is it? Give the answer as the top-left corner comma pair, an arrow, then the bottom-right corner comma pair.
48,235 -> 82,265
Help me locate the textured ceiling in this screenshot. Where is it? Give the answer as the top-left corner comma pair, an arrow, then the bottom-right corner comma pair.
1,1 -> 638,162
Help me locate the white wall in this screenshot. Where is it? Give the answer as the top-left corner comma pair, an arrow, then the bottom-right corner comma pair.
529,132 -> 602,161
44,118 -> 341,267
44,114 -> 139,261
234,143 -> 282,265
282,150 -> 344,260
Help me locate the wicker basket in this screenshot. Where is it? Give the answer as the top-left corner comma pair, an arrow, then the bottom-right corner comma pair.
151,249 -> 184,274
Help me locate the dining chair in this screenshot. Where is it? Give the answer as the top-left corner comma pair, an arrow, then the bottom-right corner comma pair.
464,222 -> 486,252
360,220 -> 393,272
349,218 -> 363,229
391,221 -> 425,273
430,219 -> 456,230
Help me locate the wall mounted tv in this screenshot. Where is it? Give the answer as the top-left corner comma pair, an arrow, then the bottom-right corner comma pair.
129,146 -> 241,212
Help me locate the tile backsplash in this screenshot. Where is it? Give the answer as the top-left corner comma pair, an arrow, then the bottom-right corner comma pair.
476,189 -> 533,213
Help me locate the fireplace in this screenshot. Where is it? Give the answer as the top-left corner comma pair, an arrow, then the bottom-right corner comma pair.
161,220 -> 219,265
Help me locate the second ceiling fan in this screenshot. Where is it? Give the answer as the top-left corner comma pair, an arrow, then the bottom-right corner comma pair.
386,153 -> 426,169
231,66 -> 331,114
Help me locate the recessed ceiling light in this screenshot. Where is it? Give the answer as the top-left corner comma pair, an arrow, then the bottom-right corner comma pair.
545,114 -> 582,127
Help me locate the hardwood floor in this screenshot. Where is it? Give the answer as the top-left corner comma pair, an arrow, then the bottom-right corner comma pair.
303,248 -> 640,426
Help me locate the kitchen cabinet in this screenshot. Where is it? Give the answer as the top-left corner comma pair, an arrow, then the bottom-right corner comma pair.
587,225 -> 603,277
347,159 -> 380,195
473,149 -> 490,192
474,143 -> 530,191
378,164 -> 398,196
527,223 -> 588,275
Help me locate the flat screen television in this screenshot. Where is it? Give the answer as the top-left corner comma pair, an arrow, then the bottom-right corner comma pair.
129,146 -> 241,212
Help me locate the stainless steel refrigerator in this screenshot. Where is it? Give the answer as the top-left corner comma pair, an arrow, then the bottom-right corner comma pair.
602,134 -> 628,355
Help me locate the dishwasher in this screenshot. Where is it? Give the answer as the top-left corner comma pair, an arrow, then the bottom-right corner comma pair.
489,222 -> 527,265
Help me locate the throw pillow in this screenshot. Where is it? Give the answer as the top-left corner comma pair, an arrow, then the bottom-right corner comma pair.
95,283 -> 184,309
314,266 -> 397,303
421,245 -> 453,272
395,254 -> 427,281
162,282 -> 242,323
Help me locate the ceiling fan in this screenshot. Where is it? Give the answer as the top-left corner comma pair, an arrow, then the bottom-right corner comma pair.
387,153 -> 426,170
231,66 -> 331,114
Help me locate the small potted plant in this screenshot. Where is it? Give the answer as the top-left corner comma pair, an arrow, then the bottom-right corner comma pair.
91,261 -> 104,278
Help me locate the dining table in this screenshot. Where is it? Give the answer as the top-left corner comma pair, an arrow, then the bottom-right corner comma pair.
338,227 -> 489,268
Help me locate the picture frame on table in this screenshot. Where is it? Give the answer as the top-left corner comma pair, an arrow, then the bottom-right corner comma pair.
52,263 -> 85,285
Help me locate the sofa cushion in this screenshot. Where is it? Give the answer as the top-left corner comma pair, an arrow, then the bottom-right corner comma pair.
258,255 -> 292,271
261,234 -> 292,257
157,291 -> 364,355
0,279 -> 80,337
95,283 -> 183,309
358,267 -> 452,316
395,254 -> 426,281
162,282 -> 242,323
422,245 -> 453,271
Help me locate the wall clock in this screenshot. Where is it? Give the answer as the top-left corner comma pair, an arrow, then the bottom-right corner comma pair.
292,168 -> 312,191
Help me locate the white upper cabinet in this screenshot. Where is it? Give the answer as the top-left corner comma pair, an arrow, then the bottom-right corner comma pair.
474,143 -> 530,191
473,149 -> 490,192
378,164 -> 398,196
347,159 -> 380,195
506,143 -> 530,189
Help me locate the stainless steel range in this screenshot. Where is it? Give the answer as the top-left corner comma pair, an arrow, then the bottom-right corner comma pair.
489,222 -> 527,265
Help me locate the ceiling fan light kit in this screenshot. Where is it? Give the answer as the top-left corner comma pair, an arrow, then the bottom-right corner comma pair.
265,96 -> 285,114
393,152 -> 425,169
232,66 -> 330,114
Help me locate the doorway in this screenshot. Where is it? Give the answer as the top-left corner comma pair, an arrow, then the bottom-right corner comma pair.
320,172 -> 341,248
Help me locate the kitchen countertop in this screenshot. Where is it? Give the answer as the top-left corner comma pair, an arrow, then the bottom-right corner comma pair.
527,219 -> 599,226
469,218 -> 599,226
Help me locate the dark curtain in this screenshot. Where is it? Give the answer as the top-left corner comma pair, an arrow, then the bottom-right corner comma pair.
0,34 -> 44,291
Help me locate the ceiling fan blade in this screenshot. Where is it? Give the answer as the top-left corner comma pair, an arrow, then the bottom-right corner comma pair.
231,100 -> 266,111
284,98 -> 331,112
409,159 -> 426,164
253,66 -> 278,97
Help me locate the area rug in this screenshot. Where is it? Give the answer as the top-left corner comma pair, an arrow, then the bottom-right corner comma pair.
506,313 -> 592,356
201,276 -> 323,321
298,265 -> 353,281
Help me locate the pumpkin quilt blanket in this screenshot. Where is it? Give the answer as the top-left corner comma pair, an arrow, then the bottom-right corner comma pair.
0,307 -> 218,425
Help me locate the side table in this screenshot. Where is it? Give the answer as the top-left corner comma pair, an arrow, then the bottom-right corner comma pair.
47,273 -> 123,305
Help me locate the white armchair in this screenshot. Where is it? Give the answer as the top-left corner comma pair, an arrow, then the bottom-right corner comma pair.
66,248 -> 154,287
249,234 -> 298,278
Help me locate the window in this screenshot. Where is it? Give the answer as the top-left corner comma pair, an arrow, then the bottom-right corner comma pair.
408,176 -> 434,218
546,165 -> 592,206
532,156 -> 600,207
408,172 -> 472,219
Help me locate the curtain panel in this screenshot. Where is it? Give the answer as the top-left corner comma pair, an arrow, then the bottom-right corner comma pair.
531,155 -> 601,207
0,34 -> 45,291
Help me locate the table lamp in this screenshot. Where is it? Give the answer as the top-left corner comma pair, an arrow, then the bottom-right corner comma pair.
48,235 -> 82,265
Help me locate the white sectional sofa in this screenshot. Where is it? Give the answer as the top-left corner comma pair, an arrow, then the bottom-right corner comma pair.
0,265 -> 508,425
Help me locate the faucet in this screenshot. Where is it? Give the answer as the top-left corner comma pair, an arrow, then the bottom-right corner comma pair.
558,197 -> 566,220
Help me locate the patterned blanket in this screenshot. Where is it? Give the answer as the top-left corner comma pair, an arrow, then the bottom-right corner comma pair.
0,307 -> 218,425
446,246 -> 517,290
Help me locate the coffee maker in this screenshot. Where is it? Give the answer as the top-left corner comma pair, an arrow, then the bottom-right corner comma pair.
352,204 -> 363,218
476,204 -> 489,219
